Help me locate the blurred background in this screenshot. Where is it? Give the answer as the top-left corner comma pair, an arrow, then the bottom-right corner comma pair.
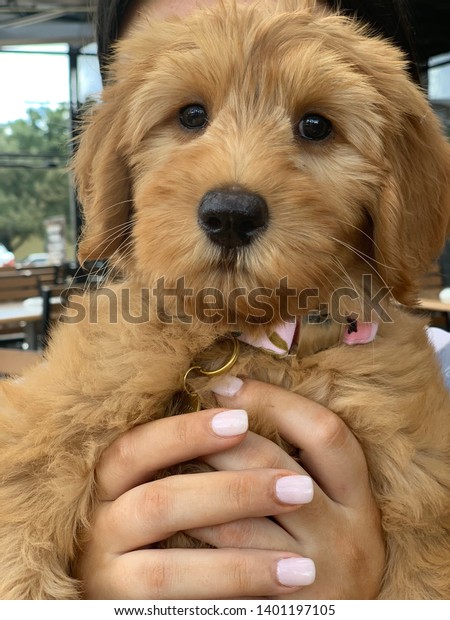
0,1 -> 97,268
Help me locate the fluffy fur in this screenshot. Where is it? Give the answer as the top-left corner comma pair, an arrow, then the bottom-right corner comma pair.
0,0 -> 449,600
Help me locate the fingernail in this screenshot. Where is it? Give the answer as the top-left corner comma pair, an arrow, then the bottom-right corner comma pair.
277,557 -> 316,587
211,374 -> 244,397
275,475 -> 314,504
211,409 -> 248,437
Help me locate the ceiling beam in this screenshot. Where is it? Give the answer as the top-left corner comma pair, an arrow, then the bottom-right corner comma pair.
0,7 -> 92,14
2,10 -> 71,29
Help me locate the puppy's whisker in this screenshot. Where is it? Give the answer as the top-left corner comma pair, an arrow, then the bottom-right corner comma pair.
105,232 -> 136,268
330,237 -> 392,292
81,218 -> 135,243
331,217 -> 396,273
84,198 -> 134,220
321,254 -> 354,289
80,227 -> 132,272
312,269 -> 340,301
79,220 -> 135,278
331,256 -> 358,292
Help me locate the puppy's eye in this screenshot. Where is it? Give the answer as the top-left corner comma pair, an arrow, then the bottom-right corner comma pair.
298,114 -> 332,141
179,104 -> 208,130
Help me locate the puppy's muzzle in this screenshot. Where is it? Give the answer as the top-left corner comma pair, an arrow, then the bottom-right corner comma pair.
198,188 -> 269,249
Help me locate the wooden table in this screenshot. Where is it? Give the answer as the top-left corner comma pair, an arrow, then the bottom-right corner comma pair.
0,291 -> 69,346
0,299 -> 44,349
0,300 -> 44,325
418,297 -> 450,313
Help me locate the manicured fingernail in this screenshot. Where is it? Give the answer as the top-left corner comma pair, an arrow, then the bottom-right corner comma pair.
211,374 -> 244,397
211,409 -> 248,437
277,557 -> 316,587
275,475 -> 314,504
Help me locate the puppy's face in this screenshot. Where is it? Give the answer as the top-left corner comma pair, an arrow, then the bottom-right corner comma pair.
74,0 -> 450,325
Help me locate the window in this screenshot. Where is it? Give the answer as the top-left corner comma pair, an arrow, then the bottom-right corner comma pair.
0,42 -> 100,268
429,52 -> 450,137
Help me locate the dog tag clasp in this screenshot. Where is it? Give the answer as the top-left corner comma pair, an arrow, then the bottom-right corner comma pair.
183,390 -> 201,413
173,389 -> 201,413
182,364 -> 203,413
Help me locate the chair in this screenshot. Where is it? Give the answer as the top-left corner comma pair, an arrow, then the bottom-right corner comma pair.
0,274 -> 40,303
17,265 -> 60,287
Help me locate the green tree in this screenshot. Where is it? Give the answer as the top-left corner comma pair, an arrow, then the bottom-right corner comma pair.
0,105 -> 72,252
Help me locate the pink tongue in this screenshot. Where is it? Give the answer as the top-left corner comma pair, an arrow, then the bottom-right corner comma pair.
237,318 -> 379,355
237,320 -> 297,357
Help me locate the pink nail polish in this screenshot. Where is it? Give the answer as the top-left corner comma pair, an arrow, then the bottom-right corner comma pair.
275,475 -> 314,504
211,374 -> 244,397
211,409 -> 248,437
277,557 -> 316,587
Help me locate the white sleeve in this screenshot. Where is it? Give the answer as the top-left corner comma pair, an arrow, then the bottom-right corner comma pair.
428,327 -> 450,390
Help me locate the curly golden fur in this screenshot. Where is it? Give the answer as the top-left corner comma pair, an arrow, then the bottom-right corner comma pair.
0,0 -> 449,600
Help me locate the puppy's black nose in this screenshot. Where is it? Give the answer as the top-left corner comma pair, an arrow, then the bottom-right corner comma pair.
198,189 -> 269,248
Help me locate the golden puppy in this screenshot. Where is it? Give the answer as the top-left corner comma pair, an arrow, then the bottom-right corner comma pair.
0,0 -> 449,600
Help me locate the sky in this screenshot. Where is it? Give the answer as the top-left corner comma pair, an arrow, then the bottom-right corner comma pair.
0,44 -> 101,124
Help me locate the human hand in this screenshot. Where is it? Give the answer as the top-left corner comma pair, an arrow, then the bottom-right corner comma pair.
188,377 -> 386,600
74,407 -> 316,599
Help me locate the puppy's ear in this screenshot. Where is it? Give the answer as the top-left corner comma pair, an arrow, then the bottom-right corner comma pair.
369,78 -> 450,304
73,94 -> 131,264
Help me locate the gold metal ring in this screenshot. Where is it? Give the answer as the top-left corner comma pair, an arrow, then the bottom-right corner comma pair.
182,336 -> 240,393
183,365 -> 202,395
198,336 -> 240,377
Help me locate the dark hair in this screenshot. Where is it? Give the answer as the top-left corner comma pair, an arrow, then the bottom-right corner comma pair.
96,0 -> 134,75
95,0 -> 419,82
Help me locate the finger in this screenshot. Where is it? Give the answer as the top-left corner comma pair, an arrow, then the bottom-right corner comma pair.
96,408 -> 249,500
204,429 -> 303,473
97,469 -> 314,553
203,431 -> 339,549
187,516 -> 295,551
203,431 -> 332,539
93,549 -> 316,599
212,377 -> 370,506
204,430 -> 330,510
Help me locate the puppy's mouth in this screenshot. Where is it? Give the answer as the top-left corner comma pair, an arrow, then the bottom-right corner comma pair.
197,187 -> 269,261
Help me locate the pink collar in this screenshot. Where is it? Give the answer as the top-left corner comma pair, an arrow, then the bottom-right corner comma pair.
237,317 -> 378,358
